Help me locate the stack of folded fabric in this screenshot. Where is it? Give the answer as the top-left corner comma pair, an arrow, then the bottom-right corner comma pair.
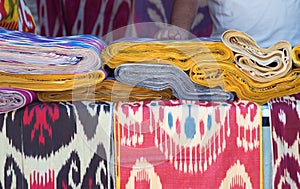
114,63 -> 235,102
0,88 -> 37,114
102,39 -> 235,102
101,39 -> 234,70
37,79 -> 175,102
191,30 -> 300,104
0,29 -> 107,91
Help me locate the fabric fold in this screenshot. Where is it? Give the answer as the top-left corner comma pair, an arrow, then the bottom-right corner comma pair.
292,45 -> 300,66
0,71 -> 105,91
0,29 -> 107,90
191,62 -> 300,104
114,63 -> 235,102
37,79 -> 175,102
0,88 -> 37,114
222,30 -> 292,82
101,39 -> 234,70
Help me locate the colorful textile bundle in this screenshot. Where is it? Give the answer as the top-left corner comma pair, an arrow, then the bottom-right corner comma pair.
0,101 -> 115,188
0,87 -> 36,114
0,29 -> 107,91
101,39 -> 234,70
268,95 -> 300,189
0,0 -> 36,33
114,63 -> 235,102
37,79 -> 175,102
114,100 -> 263,189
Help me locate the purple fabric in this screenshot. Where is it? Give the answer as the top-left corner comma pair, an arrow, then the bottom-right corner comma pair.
269,94 -> 300,189
0,88 -> 37,114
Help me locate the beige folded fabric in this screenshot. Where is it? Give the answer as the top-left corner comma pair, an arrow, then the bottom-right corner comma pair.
37,79 -> 175,102
222,30 -> 292,82
101,40 -> 234,70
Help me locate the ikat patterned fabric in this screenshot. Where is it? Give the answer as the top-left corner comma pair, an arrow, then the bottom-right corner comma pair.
0,101 -> 114,188
269,94 -> 300,189
36,0 -> 132,41
0,0 -> 36,33
114,100 -> 263,189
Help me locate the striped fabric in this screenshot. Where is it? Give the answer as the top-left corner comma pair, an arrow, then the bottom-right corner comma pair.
0,29 -> 107,91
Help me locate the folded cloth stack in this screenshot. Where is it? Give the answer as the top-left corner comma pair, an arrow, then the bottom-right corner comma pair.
114,63 -> 235,102
37,79 -> 175,102
191,30 -> 300,104
0,88 -> 37,114
101,39 -> 234,71
0,29 -> 107,91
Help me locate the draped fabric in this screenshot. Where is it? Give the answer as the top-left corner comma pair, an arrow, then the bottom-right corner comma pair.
269,95 -> 300,189
37,79 -> 175,102
0,0 -> 36,33
0,28 -> 107,91
114,100 -> 263,189
36,0 -> 132,41
0,101 -> 114,188
114,63 -> 235,102
0,88 -> 37,114
35,0 -> 212,42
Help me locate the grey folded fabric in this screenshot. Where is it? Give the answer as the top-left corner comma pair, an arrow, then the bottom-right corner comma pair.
114,63 -> 235,102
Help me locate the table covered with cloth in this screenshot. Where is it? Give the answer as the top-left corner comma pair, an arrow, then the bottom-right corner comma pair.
0,99 -> 264,189
0,98 -> 298,189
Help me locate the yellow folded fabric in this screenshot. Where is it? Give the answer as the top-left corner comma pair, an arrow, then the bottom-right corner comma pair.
222,30 -> 292,82
101,40 -> 234,70
37,79 -> 175,102
191,62 -> 300,104
0,71 -> 105,91
292,45 -> 300,66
